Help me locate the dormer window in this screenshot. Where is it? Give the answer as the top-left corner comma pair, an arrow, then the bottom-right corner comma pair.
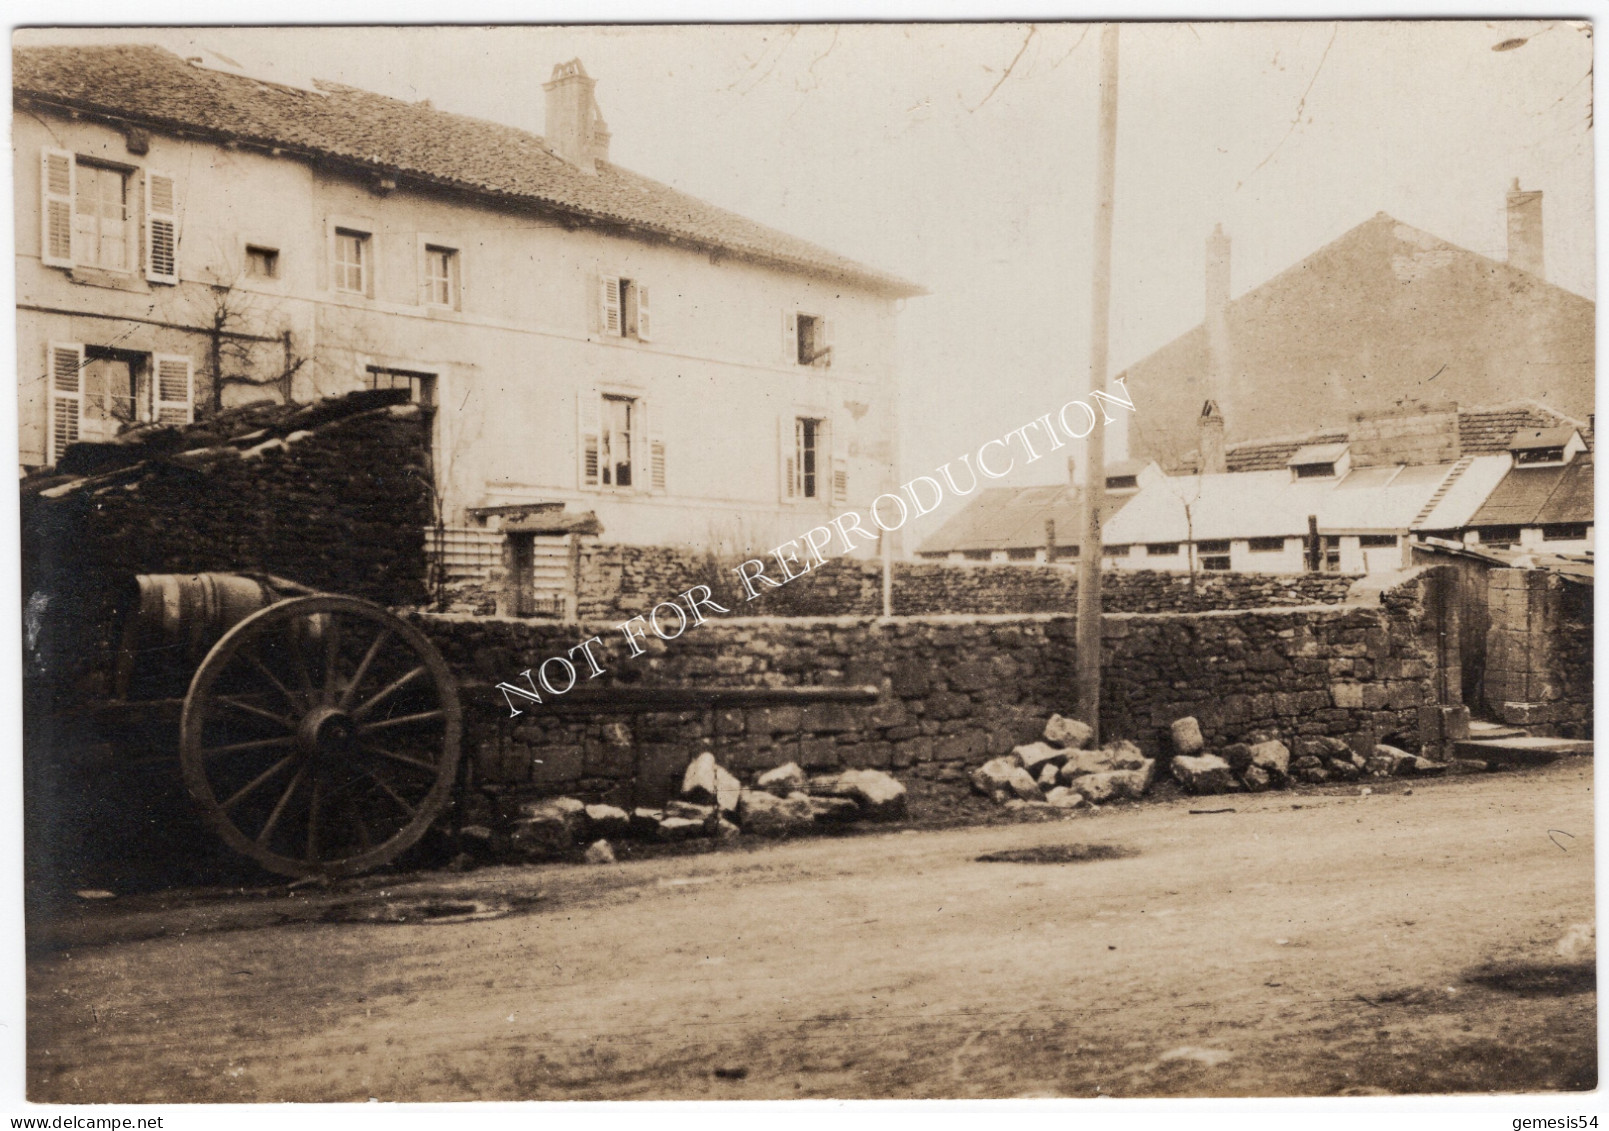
1287,442 -> 1350,481
1507,427 -> 1582,467
1105,474 -> 1139,490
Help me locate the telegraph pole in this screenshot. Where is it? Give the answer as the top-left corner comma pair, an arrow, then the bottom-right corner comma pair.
1077,24 -> 1120,741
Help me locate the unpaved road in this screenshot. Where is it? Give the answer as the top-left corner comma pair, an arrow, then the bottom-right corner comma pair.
28,761 -> 1595,1101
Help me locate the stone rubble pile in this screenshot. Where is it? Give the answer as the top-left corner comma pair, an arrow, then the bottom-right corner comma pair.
970,713 -> 1157,811
1168,716 -> 1451,795
966,711 -> 1456,806
458,751 -> 909,865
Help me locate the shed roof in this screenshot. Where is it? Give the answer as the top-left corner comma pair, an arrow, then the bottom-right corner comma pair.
1468,455 -> 1595,528
915,485 -> 1131,555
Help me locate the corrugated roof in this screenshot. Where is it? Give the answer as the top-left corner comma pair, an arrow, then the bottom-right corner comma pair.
1103,461 -> 1462,544
13,44 -> 923,297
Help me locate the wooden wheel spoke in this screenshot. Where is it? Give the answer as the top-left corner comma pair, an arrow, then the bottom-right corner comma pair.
360,741 -> 438,774
240,648 -> 296,709
339,628 -> 392,711
256,764 -> 308,847
359,709 -> 445,734
289,622 -> 316,702
361,768 -> 418,817
202,734 -> 297,759
214,694 -> 296,731
221,754 -> 297,811
351,665 -> 428,721
321,616 -> 343,704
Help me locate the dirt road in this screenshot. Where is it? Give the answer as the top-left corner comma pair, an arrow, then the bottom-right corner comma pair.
28,761 -> 1595,1101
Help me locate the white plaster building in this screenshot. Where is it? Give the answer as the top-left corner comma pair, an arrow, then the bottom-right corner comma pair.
14,45 -> 922,554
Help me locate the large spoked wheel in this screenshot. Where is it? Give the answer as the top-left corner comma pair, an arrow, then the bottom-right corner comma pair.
179,595 -> 461,878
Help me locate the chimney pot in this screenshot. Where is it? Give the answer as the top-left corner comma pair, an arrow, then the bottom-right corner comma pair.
544,58 -> 610,174
1199,399 -> 1227,475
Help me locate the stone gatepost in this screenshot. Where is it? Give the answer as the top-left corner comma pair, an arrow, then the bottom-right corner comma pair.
1483,567 -> 1569,728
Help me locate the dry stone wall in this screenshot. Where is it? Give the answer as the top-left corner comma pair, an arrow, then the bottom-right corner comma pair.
567,543 -> 1358,620
415,569 -> 1441,812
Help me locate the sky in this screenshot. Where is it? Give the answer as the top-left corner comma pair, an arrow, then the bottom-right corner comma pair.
14,20 -> 1597,491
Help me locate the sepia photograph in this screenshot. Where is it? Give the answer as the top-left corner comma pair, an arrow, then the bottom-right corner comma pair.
9,12 -> 1598,1110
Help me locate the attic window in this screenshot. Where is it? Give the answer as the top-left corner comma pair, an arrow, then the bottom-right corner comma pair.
1248,537 -> 1285,552
1104,474 -> 1139,490
1196,540 -> 1231,554
1292,462 -> 1336,479
1515,446 -> 1566,465
1145,542 -> 1179,556
1543,524 -> 1588,542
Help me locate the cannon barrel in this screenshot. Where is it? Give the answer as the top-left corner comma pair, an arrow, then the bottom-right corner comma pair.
113,572 -> 319,697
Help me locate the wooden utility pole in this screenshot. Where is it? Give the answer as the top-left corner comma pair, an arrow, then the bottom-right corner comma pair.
1077,24 -> 1120,742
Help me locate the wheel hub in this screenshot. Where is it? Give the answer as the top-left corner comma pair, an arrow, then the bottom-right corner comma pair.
298,704 -> 357,758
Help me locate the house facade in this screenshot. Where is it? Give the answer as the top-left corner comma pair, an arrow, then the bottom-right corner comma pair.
14,45 -> 921,554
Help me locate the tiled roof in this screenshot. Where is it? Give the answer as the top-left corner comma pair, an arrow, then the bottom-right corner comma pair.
13,44 -> 923,297
1458,402 -> 1589,455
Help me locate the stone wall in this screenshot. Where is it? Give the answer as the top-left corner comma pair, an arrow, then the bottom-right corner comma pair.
415,569 -> 1442,810
570,543 -> 1358,620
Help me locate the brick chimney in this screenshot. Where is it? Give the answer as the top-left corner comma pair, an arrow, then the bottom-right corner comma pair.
544,59 -> 611,174
1506,178 -> 1544,278
1199,399 -> 1226,475
1205,224 -> 1232,415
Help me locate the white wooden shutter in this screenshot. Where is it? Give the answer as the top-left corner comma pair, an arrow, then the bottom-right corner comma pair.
635,284 -> 652,341
577,389 -> 600,488
781,309 -> 797,364
598,275 -> 622,337
144,171 -> 178,284
41,149 -> 75,268
830,422 -> 850,504
153,355 -> 193,424
646,399 -> 666,492
47,342 -> 85,463
778,414 -> 797,502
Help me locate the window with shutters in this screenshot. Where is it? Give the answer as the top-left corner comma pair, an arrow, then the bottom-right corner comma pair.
333,227 -> 370,295
579,390 -> 663,492
598,276 -> 650,340
40,153 -> 178,280
44,344 -> 192,463
780,415 -> 846,503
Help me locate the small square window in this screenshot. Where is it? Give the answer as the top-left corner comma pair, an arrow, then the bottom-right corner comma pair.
796,313 -> 831,367
246,245 -> 279,279
1201,555 -> 1232,572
